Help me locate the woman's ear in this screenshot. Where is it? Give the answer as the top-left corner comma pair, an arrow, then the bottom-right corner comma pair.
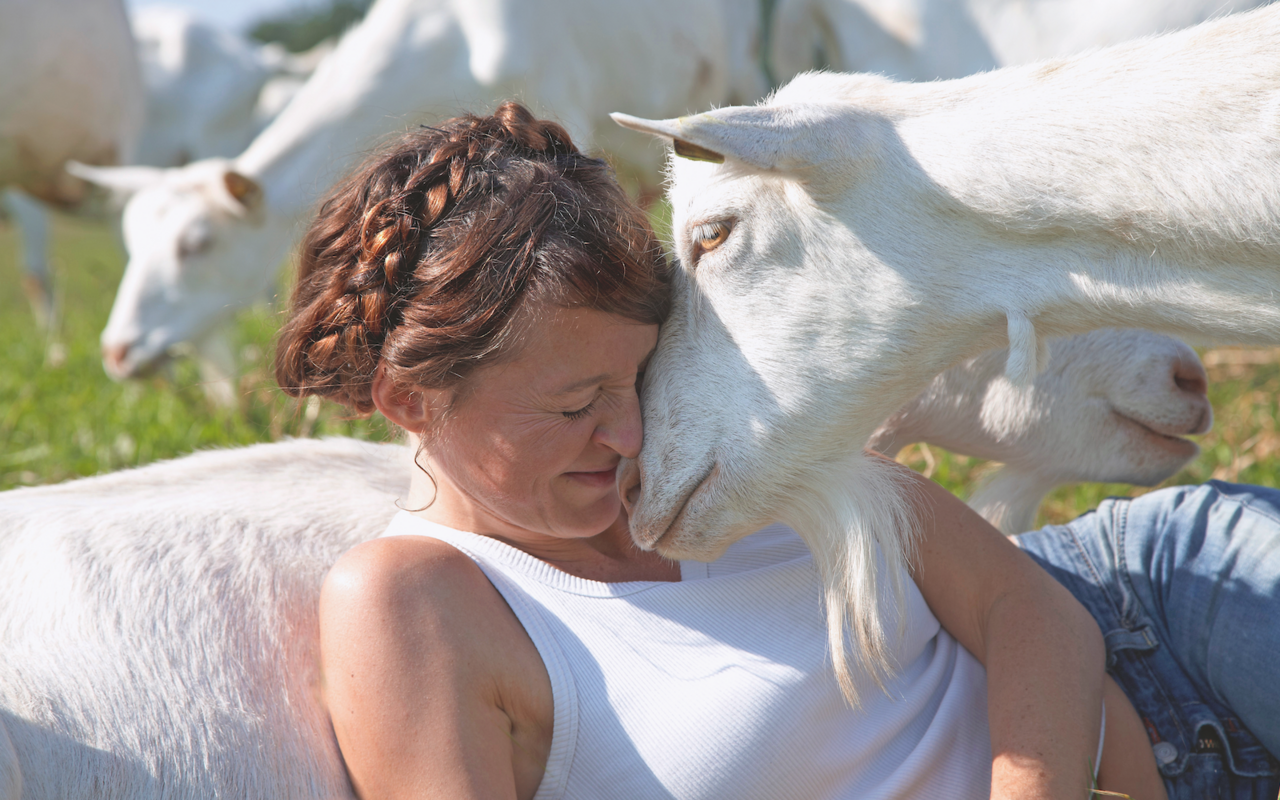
371,368 -> 443,432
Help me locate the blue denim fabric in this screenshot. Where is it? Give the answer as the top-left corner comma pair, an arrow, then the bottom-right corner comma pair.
1016,481 -> 1280,800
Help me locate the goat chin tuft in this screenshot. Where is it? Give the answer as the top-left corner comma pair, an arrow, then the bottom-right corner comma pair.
782,454 -> 920,707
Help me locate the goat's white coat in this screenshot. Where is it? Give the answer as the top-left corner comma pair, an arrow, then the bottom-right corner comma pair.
0,0 -> 143,331
0,438 -> 409,800
613,6 -> 1280,700
76,0 -> 766,382
130,8 -> 279,170
2,188 -> 54,329
0,0 -> 144,205
869,329 -> 1212,534
770,0 -> 1273,83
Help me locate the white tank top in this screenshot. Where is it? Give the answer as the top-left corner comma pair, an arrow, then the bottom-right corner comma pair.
382,511 -> 993,799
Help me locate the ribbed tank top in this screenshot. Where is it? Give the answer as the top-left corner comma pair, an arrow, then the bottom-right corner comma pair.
382,511 -> 993,799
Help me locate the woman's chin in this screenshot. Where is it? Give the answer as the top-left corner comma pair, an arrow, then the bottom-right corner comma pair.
556,493 -> 624,538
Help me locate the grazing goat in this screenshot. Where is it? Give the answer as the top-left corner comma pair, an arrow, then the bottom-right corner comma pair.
73,0 -> 766,388
0,328 -> 1211,795
613,5 -> 1280,699
7,7 -> 302,354
869,329 -> 1211,534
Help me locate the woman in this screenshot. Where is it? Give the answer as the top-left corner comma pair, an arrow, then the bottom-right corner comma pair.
275,102 -> 1278,799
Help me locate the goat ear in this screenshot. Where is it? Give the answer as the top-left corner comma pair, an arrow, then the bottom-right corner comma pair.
223,170 -> 263,211
65,162 -> 165,198
611,104 -> 860,172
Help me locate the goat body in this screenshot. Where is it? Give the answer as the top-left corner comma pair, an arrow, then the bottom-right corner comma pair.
74,0 -> 766,383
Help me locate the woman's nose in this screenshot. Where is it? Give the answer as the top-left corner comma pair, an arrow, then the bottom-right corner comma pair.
594,397 -> 643,459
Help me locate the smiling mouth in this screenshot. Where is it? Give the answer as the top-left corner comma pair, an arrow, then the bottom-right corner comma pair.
564,464 -> 619,485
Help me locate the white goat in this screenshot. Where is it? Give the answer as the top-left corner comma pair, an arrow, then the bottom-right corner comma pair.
869,329 -> 1211,534
72,0 -> 766,388
0,327 -> 1209,796
6,8 -> 301,346
0,0 -> 143,203
770,0 -> 1273,82
612,5 -> 1280,699
0,0 -> 144,328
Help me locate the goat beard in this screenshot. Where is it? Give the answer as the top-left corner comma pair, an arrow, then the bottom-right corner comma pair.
780,453 -> 921,708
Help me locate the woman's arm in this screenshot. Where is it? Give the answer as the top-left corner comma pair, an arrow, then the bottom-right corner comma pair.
890,458 -> 1106,799
319,535 -> 554,800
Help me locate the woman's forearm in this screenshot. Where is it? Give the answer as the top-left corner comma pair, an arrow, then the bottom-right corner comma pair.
984,572 -> 1106,800
893,462 -> 1106,799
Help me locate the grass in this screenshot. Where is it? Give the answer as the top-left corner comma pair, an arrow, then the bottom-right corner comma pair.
2,209 -> 1278,528
0,210 -> 393,491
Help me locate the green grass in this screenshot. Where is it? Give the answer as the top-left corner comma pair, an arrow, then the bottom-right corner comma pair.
2,209 -> 1278,528
0,211 -> 393,490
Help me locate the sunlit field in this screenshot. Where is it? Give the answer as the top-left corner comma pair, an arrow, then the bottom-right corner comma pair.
2,208 -> 1278,527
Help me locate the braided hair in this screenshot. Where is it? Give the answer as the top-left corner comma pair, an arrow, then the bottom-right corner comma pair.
275,102 -> 670,414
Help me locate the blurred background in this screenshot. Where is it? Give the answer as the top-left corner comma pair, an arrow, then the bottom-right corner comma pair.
2,0 -> 1276,525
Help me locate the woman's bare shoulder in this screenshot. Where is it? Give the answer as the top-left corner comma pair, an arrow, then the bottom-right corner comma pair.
318,534 -> 553,800
319,533 -> 531,665
324,534 -> 492,613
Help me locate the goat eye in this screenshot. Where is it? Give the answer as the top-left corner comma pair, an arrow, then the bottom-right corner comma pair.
178,229 -> 212,258
691,220 -> 731,254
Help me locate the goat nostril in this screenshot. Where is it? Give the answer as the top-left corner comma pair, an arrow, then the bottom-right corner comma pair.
1174,372 -> 1208,396
1172,355 -> 1209,397
103,344 -> 129,370
618,460 -> 642,515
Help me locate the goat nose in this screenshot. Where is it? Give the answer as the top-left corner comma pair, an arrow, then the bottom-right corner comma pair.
618,458 -> 642,518
1171,350 -> 1214,434
102,343 -> 130,378
1172,352 -> 1209,397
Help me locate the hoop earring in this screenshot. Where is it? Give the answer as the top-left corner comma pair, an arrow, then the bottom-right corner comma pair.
396,432 -> 439,513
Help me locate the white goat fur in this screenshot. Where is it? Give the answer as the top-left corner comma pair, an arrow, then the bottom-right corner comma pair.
0,438 -> 409,800
1,0 -> 144,329
0,0 -> 143,205
869,329 -> 1211,534
11,8 -> 302,394
74,0 -> 766,383
613,6 -> 1280,701
769,0 -> 1273,83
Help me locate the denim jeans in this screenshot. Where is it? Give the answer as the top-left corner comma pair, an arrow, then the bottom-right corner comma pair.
1016,481 -> 1280,799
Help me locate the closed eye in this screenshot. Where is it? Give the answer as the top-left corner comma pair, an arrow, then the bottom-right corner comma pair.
562,398 -> 598,421
690,220 -> 731,258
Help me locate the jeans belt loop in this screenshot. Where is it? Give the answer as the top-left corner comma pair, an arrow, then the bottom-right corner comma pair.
1104,625 -> 1158,661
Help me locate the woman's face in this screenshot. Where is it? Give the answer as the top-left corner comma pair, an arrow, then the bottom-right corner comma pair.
420,304 -> 657,543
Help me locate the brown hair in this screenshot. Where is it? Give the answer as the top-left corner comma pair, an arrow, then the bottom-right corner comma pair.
275,102 -> 670,415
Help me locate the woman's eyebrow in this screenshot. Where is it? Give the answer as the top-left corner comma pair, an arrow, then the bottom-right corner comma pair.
553,349 -> 655,396
552,374 -> 610,396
